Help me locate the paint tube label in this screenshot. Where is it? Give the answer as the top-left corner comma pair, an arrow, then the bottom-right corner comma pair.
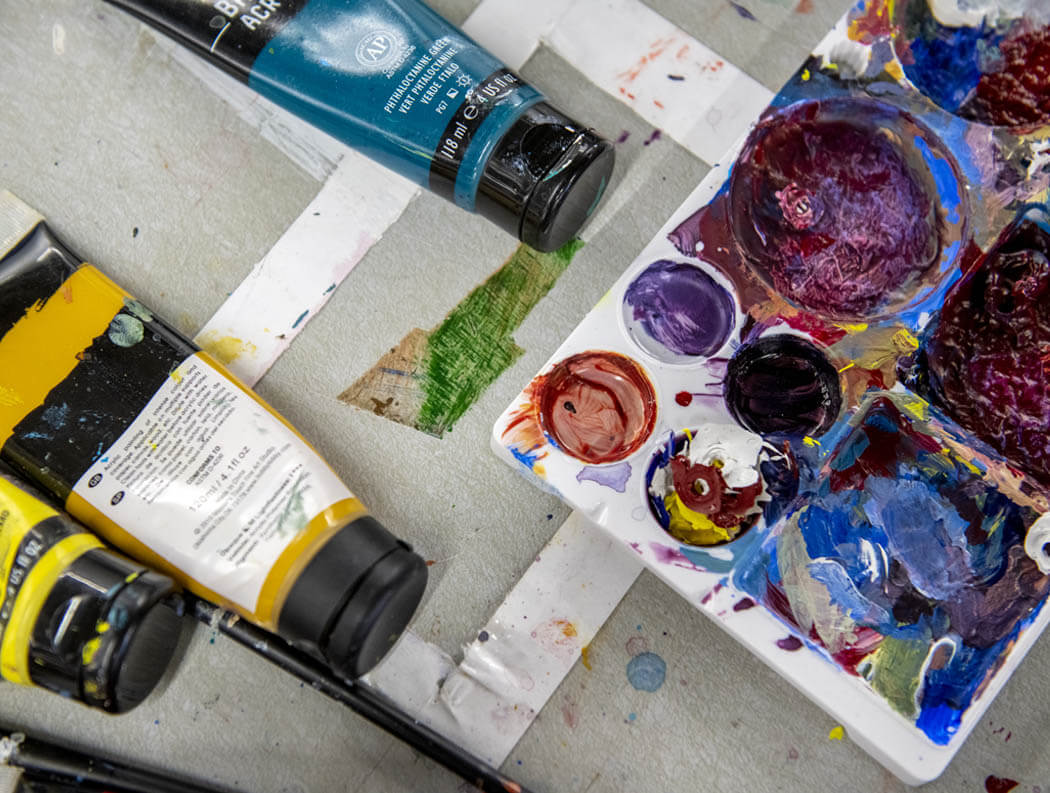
70,353 -> 353,613
0,477 -> 101,685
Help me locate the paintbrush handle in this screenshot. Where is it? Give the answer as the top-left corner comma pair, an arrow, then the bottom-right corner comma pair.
190,598 -> 532,793
0,729 -> 226,793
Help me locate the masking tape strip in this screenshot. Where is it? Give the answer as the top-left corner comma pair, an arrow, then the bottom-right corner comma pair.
194,152 -> 420,387
464,0 -> 774,166
147,25 -> 420,389
147,34 -> 346,182
364,511 -> 641,765
165,0 -> 753,768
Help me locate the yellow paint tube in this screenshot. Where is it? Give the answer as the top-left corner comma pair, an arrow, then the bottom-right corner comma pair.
0,191 -> 426,678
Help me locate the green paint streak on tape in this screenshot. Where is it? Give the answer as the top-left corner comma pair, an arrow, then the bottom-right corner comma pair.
417,239 -> 584,436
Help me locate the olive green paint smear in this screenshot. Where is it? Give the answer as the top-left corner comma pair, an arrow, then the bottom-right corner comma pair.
868,635 -> 929,718
340,240 -> 584,437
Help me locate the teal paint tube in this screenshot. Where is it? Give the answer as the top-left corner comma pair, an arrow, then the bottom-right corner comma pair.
103,0 -> 615,251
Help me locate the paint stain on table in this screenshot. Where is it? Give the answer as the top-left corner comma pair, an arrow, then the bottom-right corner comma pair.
626,651 -> 667,691
340,240 -> 583,436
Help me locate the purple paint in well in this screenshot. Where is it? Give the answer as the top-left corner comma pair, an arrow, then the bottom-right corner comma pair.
623,260 -> 735,362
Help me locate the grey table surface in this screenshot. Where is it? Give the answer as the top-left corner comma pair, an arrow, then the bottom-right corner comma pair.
1,1 -> 1048,792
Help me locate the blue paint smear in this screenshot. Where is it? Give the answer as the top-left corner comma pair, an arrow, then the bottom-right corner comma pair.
862,477 -> 972,601
679,528 -> 760,574
41,403 -> 69,430
510,444 -> 544,471
914,135 -> 961,224
728,1 -> 756,21
626,652 -> 667,692
732,395 -> 1049,744
902,23 -> 990,114
291,309 -> 309,329
892,239 -> 965,329
830,431 -> 870,471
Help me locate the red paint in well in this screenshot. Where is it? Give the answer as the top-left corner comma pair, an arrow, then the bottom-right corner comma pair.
538,351 -> 657,464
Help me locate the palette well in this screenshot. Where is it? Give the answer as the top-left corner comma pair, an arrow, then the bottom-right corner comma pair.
492,0 -> 1050,784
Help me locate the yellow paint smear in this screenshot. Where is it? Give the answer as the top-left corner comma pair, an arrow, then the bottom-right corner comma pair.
0,386 -> 22,409
196,331 -> 258,367
581,644 -> 593,670
556,619 -> 578,639
81,637 -> 102,665
892,329 -> 920,351
901,395 -> 929,421
835,322 -> 868,334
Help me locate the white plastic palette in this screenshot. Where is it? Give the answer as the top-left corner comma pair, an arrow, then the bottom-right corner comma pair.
492,0 -> 1050,784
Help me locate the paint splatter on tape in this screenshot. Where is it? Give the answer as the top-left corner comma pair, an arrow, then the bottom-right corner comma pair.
465,0 -> 774,165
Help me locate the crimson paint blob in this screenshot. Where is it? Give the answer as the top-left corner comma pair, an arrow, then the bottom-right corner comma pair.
966,26 -> 1050,130
920,206 -> 1050,489
538,351 -> 657,464
892,0 -> 1050,132
728,98 -> 945,319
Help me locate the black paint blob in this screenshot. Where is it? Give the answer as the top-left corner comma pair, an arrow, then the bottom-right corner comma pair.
724,335 -> 841,437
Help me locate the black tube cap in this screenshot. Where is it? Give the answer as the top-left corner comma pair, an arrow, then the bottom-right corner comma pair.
85,570 -> 184,713
31,547 -> 183,713
476,102 -> 615,252
277,515 -> 427,679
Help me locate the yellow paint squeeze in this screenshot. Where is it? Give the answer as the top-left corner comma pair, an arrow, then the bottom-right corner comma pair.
828,725 -> 845,741
664,493 -> 738,546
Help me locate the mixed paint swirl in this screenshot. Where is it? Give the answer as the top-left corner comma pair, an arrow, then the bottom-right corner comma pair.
735,396 -> 1049,743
